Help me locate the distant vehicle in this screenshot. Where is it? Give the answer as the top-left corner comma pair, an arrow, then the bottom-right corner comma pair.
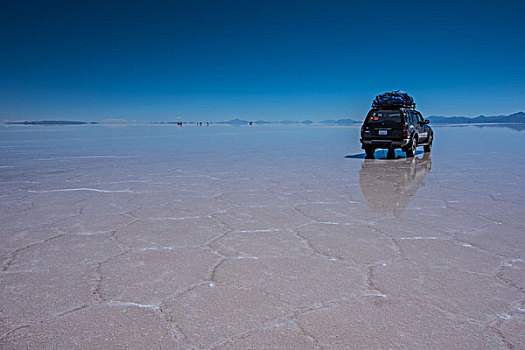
360,91 -> 433,158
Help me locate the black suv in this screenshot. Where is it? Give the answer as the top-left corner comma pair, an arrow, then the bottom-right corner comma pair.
360,92 -> 433,158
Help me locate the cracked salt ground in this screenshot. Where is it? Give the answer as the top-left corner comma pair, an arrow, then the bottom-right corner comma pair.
1,124 -> 525,349
115,217 -> 223,249
210,230 -> 311,259
99,248 -> 219,305
295,223 -> 400,266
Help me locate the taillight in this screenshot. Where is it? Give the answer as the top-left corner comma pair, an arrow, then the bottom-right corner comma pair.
361,126 -> 364,137
403,125 -> 408,137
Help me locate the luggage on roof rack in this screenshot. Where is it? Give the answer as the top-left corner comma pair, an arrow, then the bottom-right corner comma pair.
372,90 -> 415,109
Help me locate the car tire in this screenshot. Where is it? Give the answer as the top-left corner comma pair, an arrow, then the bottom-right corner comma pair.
406,136 -> 417,158
424,133 -> 433,153
364,146 -> 375,158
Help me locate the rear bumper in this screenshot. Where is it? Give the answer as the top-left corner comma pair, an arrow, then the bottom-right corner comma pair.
360,139 -> 410,149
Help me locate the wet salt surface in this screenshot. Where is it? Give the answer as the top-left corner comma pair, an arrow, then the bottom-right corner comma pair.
1,124 -> 525,349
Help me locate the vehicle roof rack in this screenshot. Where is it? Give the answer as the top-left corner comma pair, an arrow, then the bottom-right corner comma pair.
371,102 -> 416,110
371,90 -> 416,110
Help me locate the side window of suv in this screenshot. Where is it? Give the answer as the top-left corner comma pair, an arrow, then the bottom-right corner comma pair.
415,112 -> 424,124
406,111 -> 414,125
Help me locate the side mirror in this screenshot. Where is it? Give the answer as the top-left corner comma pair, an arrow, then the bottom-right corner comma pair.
424,119 -> 430,124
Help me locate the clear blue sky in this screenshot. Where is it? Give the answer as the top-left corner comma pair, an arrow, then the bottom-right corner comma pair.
1,0 -> 524,122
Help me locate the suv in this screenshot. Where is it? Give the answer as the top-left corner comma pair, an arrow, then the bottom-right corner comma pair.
360,93 -> 433,158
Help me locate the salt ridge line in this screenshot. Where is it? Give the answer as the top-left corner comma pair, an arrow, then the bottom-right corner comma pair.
34,155 -> 139,161
106,301 -> 160,311
28,188 -> 137,193
399,237 -> 438,240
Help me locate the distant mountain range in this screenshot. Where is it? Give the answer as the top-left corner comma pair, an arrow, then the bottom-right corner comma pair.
319,119 -> 356,126
216,118 -> 358,125
5,120 -> 98,125
216,112 -> 525,125
3,112 -> 524,126
428,112 -> 525,124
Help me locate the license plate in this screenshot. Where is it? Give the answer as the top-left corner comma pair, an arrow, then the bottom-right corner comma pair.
378,130 -> 388,135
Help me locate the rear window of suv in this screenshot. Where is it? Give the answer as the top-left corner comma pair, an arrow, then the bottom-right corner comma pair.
367,111 -> 402,123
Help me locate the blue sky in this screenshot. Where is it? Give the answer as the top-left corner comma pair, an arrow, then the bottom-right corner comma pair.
1,0 -> 524,122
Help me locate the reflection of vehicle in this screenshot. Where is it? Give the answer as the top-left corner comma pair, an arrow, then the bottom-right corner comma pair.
360,91 -> 433,158
359,153 -> 432,216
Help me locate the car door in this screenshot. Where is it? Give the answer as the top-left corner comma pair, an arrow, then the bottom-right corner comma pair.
406,110 -> 417,139
414,111 -> 428,141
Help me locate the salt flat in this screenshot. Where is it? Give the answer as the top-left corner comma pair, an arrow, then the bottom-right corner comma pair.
1,124 -> 524,349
